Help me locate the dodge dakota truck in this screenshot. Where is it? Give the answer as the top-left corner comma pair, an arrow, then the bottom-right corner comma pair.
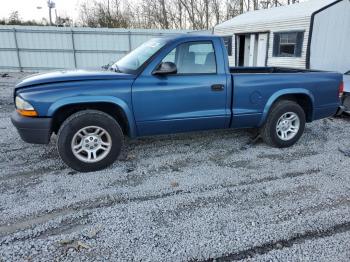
11,35 -> 344,172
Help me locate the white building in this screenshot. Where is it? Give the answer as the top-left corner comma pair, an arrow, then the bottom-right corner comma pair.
214,0 -> 350,73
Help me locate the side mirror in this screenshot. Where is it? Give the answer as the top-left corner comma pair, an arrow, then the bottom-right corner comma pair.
153,62 -> 177,75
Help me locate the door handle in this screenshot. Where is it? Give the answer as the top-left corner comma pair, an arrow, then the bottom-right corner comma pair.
211,84 -> 224,91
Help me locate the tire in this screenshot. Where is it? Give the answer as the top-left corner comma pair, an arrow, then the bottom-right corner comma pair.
260,100 -> 306,148
57,110 -> 123,172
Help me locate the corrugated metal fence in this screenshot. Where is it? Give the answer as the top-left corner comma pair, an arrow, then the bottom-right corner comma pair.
0,26 -> 190,72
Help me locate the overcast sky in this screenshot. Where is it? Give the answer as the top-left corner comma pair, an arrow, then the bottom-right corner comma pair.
1,0 -> 310,24
0,0 -> 83,23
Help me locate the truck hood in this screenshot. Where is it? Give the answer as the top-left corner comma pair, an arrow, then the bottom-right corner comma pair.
16,70 -> 136,89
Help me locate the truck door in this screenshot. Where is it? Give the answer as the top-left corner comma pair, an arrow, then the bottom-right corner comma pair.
132,40 -> 229,136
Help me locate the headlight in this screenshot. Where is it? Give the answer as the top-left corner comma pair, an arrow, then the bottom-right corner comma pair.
15,96 -> 38,117
15,96 -> 34,110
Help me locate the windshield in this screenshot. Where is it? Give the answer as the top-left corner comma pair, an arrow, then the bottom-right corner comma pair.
111,38 -> 167,74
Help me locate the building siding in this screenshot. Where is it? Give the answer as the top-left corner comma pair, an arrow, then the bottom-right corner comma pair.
310,0 -> 350,73
215,17 -> 311,69
0,26 -> 190,72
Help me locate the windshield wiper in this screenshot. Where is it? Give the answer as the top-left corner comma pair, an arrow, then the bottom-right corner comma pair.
111,64 -> 122,73
101,62 -> 122,73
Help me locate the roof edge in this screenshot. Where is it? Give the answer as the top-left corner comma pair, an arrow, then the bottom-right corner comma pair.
215,0 -> 340,30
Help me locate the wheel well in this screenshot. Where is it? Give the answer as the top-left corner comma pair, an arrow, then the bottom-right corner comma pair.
274,94 -> 313,122
51,103 -> 130,135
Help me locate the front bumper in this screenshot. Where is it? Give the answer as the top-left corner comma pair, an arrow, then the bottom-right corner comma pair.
11,112 -> 52,144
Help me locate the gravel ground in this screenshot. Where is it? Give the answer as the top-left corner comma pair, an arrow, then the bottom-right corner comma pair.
0,72 -> 350,262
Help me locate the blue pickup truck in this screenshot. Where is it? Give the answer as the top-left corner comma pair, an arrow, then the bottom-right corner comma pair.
11,35 -> 343,172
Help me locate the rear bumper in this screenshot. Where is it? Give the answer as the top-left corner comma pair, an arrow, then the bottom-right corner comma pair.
342,92 -> 350,113
11,112 -> 52,144
336,106 -> 345,116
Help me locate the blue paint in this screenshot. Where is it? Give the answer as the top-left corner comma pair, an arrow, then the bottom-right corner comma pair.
14,34 -> 342,141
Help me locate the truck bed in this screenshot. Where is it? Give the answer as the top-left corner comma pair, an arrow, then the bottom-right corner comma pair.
230,67 -> 319,74
228,68 -> 342,129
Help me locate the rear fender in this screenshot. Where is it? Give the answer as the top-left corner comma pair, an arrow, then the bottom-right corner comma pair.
259,89 -> 315,126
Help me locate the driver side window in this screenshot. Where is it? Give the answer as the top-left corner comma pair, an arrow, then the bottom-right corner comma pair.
161,41 -> 217,74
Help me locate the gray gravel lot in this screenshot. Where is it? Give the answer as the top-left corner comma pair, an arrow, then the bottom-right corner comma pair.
0,72 -> 350,261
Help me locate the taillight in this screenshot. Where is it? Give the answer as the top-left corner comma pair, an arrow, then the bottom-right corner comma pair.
339,81 -> 344,98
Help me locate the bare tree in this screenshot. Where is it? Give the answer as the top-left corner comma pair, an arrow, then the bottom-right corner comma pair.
0,10 -> 50,26
77,0 -> 301,30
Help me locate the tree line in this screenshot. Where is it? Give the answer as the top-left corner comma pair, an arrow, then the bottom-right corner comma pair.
0,11 -> 71,27
79,0 -> 300,29
1,0 -> 300,29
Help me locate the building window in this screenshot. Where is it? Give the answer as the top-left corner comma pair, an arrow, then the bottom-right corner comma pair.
273,31 -> 304,57
222,36 -> 233,56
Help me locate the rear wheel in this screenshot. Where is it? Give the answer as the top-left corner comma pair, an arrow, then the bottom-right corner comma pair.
260,100 -> 306,148
57,110 -> 123,172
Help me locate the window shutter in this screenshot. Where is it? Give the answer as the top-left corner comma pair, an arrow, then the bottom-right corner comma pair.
273,33 -> 280,57
223,36 -> 232,56
228,37 -> 232,56
295,32 -> 304,57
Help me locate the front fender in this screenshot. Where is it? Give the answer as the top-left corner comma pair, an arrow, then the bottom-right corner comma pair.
259,89 -> 315,126
48,96 -> 137,138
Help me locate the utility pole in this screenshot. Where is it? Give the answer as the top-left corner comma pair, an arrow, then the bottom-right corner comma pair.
47,0 -> 56,25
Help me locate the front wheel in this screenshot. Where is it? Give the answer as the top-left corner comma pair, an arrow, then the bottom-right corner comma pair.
260,100 -> 306,148
57,110 -> 123,172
